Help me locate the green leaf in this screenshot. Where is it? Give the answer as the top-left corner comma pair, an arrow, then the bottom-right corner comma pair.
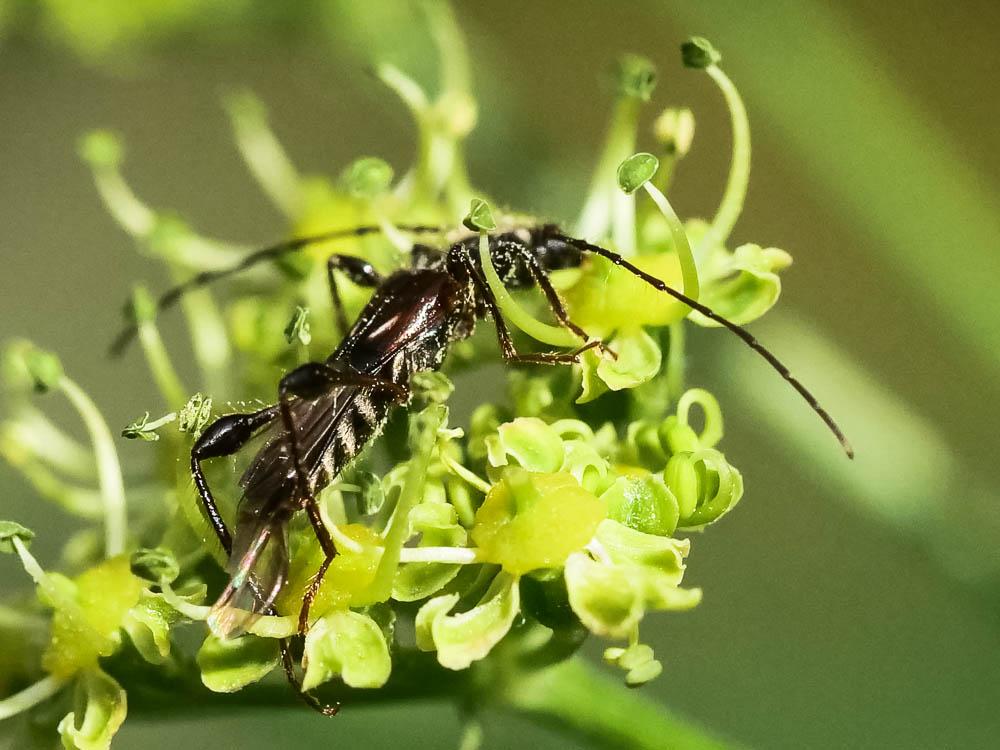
415,572 -> 520,670
301,610 -> 391,690
414,594 -> 459,652
563,254 -> 687,335
566,521 -> 702,639
559,439 -> 611,494
0,520 -> 35,553
575,349 -> 609,405
57,668 -> 127,750
196,634 -> 279,693
617,153 -> 659,195
596,328 -> 662,391
594,521 -> 701,611
463,198 -> 496,232
593,520 -> 687,582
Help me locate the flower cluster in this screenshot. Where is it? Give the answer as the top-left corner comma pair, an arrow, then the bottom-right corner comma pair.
1,12 -> 792,748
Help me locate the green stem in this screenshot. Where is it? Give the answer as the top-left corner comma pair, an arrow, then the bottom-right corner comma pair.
171,266 -> 232,398
666,320 -> 686,400
426,0 -> 472,96
439,449 -> 492,494
134,294 -> 187,409
2,407 -> 96,481
224,91 -> 304,217
702,64 -> 750,251
648,152 -> 678,207
114,647 -> 732,750
503,658 -> 737,750
59,377 -> 127,556
0,604 -> 47,632
361,406 -> 445,603
642,182 -> 700,300
398,546 -> 484,564
577,97 -> 642,245
86,136 -> 234,395
0,674 -> 69,721
90,162 -> 156,237
0,454 -> 103,519
478,234 -> 579,348
10,536 -> 75,613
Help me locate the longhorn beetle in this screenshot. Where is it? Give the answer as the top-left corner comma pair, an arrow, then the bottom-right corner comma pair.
113,221 -> 852,713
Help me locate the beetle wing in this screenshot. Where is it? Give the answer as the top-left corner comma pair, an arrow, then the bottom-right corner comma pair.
207,510 -> 289,640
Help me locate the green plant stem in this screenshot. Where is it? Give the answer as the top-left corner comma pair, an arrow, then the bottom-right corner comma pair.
642,182 -> 699,300
135,313 -> 187,410
503,658 -> 735,750
362,407 -> 444,603
0,604 -> 47,632
225,91 -> 304,217
666,320 -> 686,400
168,264 -> 232,398
116,653 -> 731,750
91,162 -> 155,237
702,64 -> 750,251
478,234 -> 579,348
119,650 -> 465,717
3,407 -> 96,481
577,96 -> 643,247
439,449 -> 492,493
59,377 -> 127,556
0,674 -> 69,721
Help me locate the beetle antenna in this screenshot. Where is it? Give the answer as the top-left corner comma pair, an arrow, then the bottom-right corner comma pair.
559,234 -> 853,458
109,224 -> 442,356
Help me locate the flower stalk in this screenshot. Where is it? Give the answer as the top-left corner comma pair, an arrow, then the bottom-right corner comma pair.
681,38 -> 751,251
58,376 -> 127,557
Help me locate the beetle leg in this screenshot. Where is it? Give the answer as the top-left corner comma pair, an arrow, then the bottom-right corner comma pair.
275,362 -> 408,633
326,254 -> 384,339
296,498 -> 338,636
462,256 -> 598,365
521,249 -> 617,360
190,405 -> 280,555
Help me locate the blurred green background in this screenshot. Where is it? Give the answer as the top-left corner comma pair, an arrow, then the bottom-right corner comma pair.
1,1 -> 998,748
